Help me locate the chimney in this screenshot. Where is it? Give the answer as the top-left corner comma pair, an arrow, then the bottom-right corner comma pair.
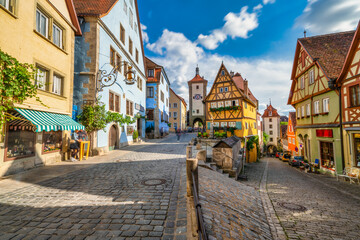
304,30 -> 307,38
244,79 -> 248,96
230,71 -> 234,77
196,65 -> 199,75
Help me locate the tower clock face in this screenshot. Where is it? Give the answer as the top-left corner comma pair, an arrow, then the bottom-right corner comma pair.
194,94 -> 202,100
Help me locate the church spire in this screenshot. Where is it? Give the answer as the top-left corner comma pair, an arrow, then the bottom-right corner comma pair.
196,65 -> 199,76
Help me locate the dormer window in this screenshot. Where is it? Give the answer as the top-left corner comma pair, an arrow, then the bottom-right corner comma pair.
269,111 -> 272,116
221,70 -> 225,76
148,69 -> 154,77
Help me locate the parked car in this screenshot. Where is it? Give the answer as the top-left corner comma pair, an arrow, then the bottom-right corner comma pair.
281,153 -> 291,162
275,152 -> 280,158
278,153 -> 284,160
288,156 -> 304,167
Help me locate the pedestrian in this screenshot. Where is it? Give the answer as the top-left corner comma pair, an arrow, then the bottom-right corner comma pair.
176,128 -> 181,142
70,130 -> 80,161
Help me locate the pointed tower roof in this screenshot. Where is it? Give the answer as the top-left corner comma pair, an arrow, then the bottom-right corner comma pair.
188,66 -> 208,84
262,104 -> 280,118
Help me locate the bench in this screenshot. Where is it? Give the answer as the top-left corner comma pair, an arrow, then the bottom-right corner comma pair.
336,167 -> 359,184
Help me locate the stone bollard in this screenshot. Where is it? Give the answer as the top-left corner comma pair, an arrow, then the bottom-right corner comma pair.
186,146 -> 193,160
196,150 -> 206,163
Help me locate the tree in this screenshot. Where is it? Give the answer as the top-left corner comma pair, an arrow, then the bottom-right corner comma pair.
263,132 -> 269,152
0,49 -> 42,136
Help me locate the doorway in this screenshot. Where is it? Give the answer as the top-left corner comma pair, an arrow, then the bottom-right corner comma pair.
109,124 -> 118,151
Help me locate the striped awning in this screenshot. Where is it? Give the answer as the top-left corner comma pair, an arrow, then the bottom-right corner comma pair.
13,108 -> 85,132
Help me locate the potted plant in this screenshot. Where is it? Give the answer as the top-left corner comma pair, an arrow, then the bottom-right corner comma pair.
133,130 -> 139,142
145,125 -> 155,139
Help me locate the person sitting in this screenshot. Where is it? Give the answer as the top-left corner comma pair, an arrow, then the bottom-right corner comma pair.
70,130 -> 80,161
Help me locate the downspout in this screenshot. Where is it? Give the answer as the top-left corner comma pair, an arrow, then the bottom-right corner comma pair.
329,78 -> 345,173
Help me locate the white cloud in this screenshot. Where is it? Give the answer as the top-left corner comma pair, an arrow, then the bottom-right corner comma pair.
263,0 -> 276,5
296,0 -> 360,34
146,29 -> 293,116
141,24 -> 149,43
197,6 -> 260,50
253,4 -> 263,11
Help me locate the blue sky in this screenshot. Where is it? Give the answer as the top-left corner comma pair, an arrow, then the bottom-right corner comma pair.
138,0 -> 360,116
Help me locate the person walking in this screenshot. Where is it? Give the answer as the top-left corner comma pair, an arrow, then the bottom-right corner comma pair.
176,128 -> 181,142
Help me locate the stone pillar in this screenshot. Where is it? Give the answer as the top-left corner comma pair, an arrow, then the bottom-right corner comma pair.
186,158 -> 198,197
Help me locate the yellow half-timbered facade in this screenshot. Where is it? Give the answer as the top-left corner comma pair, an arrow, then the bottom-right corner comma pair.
205,64 -> 258,138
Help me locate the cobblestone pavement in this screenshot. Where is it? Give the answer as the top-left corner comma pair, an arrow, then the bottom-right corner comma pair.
0,133 -> 194,240
243,157 -> 360,240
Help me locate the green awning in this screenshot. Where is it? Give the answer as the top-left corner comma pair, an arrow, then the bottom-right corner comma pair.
14,108 -> 85,132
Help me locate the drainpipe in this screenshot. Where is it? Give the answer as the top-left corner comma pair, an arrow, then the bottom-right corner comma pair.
328,78 -> 345,173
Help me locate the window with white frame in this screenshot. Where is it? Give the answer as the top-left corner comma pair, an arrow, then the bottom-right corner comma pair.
211,102 -> 217,108
174,123 -> 177,129
169,112 -> 171,118
36,66 -> 48,90
297,107 -> 300,118
173,112 -> 178,118
288,137 -> 291,143
293,138 -> 295,144
323,98 -> 329,113
221,122 -> 227,127
306,103 -> 310,116
309,69 -> 314,84
301,105 -> 305,117
173,103 -> 178,108
225,101 -> 231,107
218,102 -> 224,107
244,102 -> 247,108
232,100 -> 239,106
300,76 -> 304,89
36,8 -> 49,38
270,131 -> 273,135
0,0 -> 15,14
134,22 -> 138,33
129,9 -> 133,29
213,122 -> 219,127
52,23 -> 63,49
52,74 -> 62,95
314,101 -> 320,114
229,122 -> 236,127
148,69 -> 154,77
225,87 -> 228,92
219,87 -> 223,93
123,0 -> 127,14
269,124 -> 272,129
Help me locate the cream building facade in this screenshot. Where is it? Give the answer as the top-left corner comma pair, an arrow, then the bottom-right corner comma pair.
169,88 -> 187,132
0,0 -> 82,176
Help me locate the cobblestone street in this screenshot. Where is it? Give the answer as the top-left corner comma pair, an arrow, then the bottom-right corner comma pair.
0,133 -> 194,240
243,157 -> 360,240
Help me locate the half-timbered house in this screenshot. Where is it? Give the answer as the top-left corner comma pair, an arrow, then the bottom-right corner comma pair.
336,21 -> 360,170
288,31 -> 354,174
205,63 -> 258,139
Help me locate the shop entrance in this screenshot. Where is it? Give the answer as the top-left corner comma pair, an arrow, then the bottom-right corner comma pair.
320,141 -> 334,170
109,125 -> 118,151
353,134 -> 360,167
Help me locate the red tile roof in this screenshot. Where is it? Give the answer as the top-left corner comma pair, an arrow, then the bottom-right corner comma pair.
188,74 -> 207,83
170,88 -> 187,107
299,30 -> 355,79
262,104 -> 280,118
232,73 -> 257,103
289,112 -> 296,128
73,0 -> 118,17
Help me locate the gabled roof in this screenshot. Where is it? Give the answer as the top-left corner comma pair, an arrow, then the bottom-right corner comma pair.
232,73 -> 257,103
337,21 -> 360,84
73,0 -> 118,17
280,125 -> 288,139
289,112 -> 296,128
213,136 -> 240,148
170,88 -> 187,107
188,74 -> 208,84
145,57 -> 171,85
262,104 -> 280,118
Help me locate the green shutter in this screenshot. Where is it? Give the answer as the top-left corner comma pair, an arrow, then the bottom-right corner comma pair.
207,122 -> 210,130
236,121 -> 242,130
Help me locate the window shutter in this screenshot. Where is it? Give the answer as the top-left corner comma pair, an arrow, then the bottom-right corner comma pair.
236,121 -> 242,130
207,122 -> 210,130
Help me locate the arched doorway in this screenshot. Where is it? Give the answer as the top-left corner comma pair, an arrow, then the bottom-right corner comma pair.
193,118 -> 203,131
109,124 -> 119,151
267,144 -> 277,156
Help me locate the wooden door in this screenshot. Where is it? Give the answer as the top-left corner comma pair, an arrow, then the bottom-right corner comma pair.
109,125 -> 117,151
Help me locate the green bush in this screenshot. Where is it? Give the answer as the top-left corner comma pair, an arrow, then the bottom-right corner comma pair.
133,130 -> 139,140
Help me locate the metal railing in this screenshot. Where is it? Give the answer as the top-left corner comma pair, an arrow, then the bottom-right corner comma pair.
191,170 -> 207,240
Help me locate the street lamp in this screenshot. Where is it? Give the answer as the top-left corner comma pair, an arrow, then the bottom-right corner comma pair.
96,61 -> 137,92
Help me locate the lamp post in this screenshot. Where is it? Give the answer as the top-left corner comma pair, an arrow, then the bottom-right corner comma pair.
96,61 -> 137,92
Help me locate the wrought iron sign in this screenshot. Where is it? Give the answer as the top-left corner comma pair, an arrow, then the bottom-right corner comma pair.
97,62 -> 137,92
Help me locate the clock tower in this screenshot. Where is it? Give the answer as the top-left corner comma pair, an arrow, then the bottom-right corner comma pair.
188,66 -> 208,128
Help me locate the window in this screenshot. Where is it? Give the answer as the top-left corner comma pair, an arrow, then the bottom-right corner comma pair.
43,131 -> 62,153
161,75 -> 164,84
167,85 -> 169,92
109,92 -> 114,111
134,22 -> 138,34
196,85 -> 199,89
36,66 -> 48,90
211,102 -> 217,108
115,95 -> 120,112
123,62 -> 128,77
221,70 -> 225,76
196,109 -> 199,114
269,118 -> 272,122
146,109 -> 154,120
129,0 -> 133,7
244,102 -> 247,109
110,47 -> 116,66
225,101 -> 231,107
6,126 -> 35,160
320,141 -> 334,169
306,104 -> 310,116
115,54 -> 121,72
219,88 -> 223,93
218,102 -> 224,107
135,49 -> 139,63
123,0 -> 127,14
270,138 -> 273,142
269,111 -> 272,116
174,123 -> 178,129
174,112 -> 178,118
297,107 -> 301,118
300,76 -> 304,89
36,8 -> 49,38
309,69 -> 314,84
245,122 -> 248,129
166,98 -> 168,107
323,98 -> 329,113
232,100 -> 239,106
221,122 -> 227,127
350,85 -> 360,107
314,101 -> 320,114
293,138 -> 295,144
52,74 -> 62,95
269,124 -> 272,129
270,131 -> 273,135
120,24 -> 125,44
173,103 -> 178,108
128,37 -> 133,55
0,0 -> 15,14
148,69 -> 154,77
129,9 -> 133,29
160,91 -> 164,102
147,87 -> 154,98
229,122 -> 236,127
225,87 -> 228,92
52,23 -> 63,49
169,112 -> 171,118
137,77 -> 143,91
301,105 -> 305,117
126,99 -> 133,116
